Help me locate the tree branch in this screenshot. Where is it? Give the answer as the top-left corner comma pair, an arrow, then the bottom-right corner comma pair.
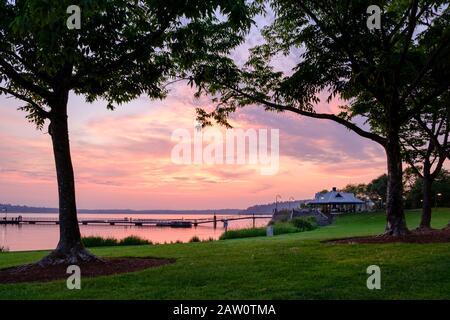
399,31 -> 450,110
0,48 -> 53,85
226,85 -> 387,146
414,115 -> 450,161
403,85 -> 449,121
398,0 -> 419,67
401,140 -> 424,179
0,87 -> 50,118
0,57 -> 53,101
294,0 -> 386,105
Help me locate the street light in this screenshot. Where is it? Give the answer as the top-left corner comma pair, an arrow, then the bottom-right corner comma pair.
288,197 -> 295,210
275,194 -> 282,213
436,193 -> 443,208
377,197 -> 382,209
288,197 -> 295,219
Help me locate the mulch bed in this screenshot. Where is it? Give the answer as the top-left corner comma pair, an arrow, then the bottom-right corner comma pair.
0,257 -> 176,284
326,226 -> 450,244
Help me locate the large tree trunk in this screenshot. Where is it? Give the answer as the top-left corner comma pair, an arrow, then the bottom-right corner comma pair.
38,93 -> 98,266
419,172 -> 433,230
384,130 -> 409,236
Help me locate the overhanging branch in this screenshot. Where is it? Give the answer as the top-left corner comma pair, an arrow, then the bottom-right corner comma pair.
0,57 -> 53,101
225,85 -> 387,146
0,87 -> 50,118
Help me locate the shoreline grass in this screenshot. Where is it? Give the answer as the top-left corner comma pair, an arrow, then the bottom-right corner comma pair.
82,235 -> 151,248
220,217 -> 317,240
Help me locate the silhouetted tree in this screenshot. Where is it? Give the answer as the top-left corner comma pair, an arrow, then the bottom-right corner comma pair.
195,0 -> 450,236
367,174 -> 388,207
342,184 -> 368,199
405,169 -> 450,210
0,0 -> 253,264
401,96 -> 449,229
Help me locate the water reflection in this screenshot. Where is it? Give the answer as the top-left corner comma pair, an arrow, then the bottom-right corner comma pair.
0,213 -> 271,251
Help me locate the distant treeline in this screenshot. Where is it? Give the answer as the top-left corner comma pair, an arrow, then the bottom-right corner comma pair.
0,201 -> 314,215
239,200 -> 310,215
0,204 -> 241,215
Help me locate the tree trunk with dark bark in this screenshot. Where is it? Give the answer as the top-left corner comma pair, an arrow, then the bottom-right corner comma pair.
419,168 -> 433,230
384,129 -> 409,236
38,92 -> 98,266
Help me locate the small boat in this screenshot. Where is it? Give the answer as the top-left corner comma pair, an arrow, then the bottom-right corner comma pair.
156,221 -> 192,228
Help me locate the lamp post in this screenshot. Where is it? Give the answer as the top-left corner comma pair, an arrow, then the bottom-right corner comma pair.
288,196 -> 295,219
288,197 -> 295,210
275,194 -> 282,213
435,193 -> 442,208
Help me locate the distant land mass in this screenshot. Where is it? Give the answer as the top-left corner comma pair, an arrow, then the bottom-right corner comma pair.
238,200 -> 310,214
0,200 -> 311,215
0,204 -> 239,215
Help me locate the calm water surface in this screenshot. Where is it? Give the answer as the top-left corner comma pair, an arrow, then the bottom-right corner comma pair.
0,213 -> 271,252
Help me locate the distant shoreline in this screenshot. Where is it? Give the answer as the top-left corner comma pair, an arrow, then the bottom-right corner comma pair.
0,208 -> 245,215
3,211 -> 262,215
1,206 -> 275,215
1,200 -> 308,215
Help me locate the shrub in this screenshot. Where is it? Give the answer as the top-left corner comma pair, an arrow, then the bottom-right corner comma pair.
82,235 -> 151,248
82,236 -> 118,247
220,219 -> 319,240
291,217 -> 318,231
219,223 -> 301,240
0,246 -> 9,252
119,236 -> 151,246
269,209 -> 291,224
189,236 -> 201,243
220,227 -> 266,240
273,222 -> 302,234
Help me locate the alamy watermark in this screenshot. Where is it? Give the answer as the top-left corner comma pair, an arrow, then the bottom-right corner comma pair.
66,265 -> 81,290
367,5 -> 381,30
171,122 -> 280,175
366,265 -> 381,290
66,5 -> 81,30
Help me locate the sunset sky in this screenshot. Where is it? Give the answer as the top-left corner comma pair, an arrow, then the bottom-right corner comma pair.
0,83 -> 389,210
0,14 -> 420,211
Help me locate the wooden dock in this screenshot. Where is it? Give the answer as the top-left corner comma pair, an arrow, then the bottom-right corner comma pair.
0,214 -> 272,228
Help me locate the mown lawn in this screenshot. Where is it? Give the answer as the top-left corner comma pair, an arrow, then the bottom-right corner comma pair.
0,208 -> 449,299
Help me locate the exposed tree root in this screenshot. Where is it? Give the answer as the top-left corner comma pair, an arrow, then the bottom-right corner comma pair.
384,220 -> 410,237
416,226 -> 435,232
37,247 -> 104,267
383,228 -> 411,237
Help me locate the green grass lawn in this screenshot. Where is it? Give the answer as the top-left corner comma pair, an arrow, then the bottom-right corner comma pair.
1,208 -> 450,300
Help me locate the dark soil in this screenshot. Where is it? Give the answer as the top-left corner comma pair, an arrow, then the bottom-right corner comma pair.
0,257 -> 176,284
326,226 -> 450,244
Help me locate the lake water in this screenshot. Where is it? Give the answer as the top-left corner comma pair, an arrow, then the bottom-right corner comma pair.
0,213 -> 271,252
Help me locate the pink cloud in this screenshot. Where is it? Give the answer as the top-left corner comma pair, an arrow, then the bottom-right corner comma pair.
0,85 -> 393,210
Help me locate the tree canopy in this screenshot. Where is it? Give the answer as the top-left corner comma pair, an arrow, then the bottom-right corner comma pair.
195,0 -> 449,139
0,0 -> 256,264
193,0 -> 450,235
0,0 -> 255,125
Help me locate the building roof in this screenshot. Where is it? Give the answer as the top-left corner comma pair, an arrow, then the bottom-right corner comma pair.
307,188 -> 365,205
